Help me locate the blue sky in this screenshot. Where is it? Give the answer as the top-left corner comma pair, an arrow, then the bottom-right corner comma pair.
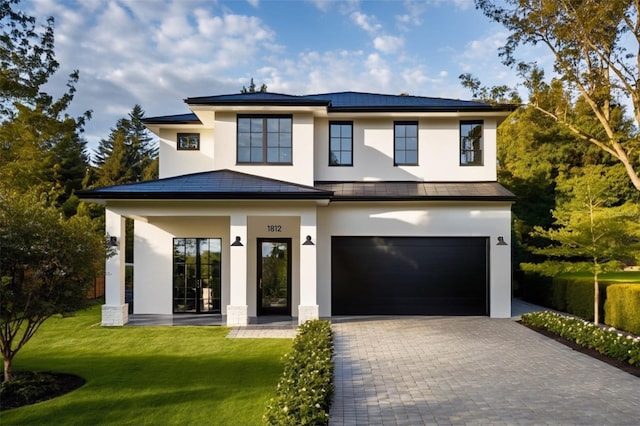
22,0 -> 551,152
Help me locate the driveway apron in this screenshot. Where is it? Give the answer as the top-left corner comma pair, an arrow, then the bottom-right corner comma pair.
329,316 -> 640,425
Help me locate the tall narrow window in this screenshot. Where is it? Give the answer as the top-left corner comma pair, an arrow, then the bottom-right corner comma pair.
460,121 -> 483,166
394,122 -> 418,166
329,121 -> 353,166
237,115 -> 292,164
177,133 -> 200,150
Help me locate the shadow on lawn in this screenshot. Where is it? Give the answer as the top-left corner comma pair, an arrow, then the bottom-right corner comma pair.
2,352 -> 284,424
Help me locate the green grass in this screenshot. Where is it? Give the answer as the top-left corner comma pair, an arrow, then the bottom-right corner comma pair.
2,305 -> 292,425
557,271 -> 640,282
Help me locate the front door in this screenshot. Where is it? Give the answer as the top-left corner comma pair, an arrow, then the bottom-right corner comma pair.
258,238 -> 291,316
173,238 -> 221,314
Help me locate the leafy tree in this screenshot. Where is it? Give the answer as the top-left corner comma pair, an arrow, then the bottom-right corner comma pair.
0,0 -> 91,213
241,77 -> 268,93
92,104 -> 157,186
472,0 -> 640,190
0,189 -> 105,382
522,166 -> 640,324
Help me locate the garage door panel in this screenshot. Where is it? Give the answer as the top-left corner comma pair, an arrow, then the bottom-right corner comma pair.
332,236 -> 488,315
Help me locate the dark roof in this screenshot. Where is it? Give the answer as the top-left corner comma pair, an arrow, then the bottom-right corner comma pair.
76,170 -> 333,201
181,91 -> 515,113
77,171 -> 516,203
307,92 -> 515,113
314,181 -> 516,202
184,92 -> 329,107
141,113 -> 202,125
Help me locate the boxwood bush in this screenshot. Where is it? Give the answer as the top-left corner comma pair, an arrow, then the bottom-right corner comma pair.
521,311 -> 640,366
605,285 -> 640,335
263,319 -> 334,426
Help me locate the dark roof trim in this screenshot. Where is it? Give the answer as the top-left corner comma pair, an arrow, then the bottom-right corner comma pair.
185,92 -> 329,107
142,113 -> 202,125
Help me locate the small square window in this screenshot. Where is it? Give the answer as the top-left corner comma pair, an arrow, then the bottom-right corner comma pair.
177,133 -> 200,150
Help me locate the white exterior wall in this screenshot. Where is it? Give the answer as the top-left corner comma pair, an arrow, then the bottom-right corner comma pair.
105,201 -> 319,321
158,127 -> 213,178
213,112 -> 315,186
316,202 -> 512,318
314,117 -> 498,182
133,216 -> 231,314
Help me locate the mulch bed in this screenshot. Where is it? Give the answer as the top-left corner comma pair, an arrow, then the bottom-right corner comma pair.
520,322 -> 640,378
1,372 -> 86,411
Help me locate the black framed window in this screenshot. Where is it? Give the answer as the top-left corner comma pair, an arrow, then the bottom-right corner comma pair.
329,121 -> 353,166
394,121 -> 418,166
237,115 -> 292,164
460,121 -> 483,166
177,133 -> 200,150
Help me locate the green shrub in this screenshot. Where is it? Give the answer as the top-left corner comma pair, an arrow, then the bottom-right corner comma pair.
605,284 -> 640,335
263,319 -> 334,426
521,311 -> 640,366
548,277 -> 568,311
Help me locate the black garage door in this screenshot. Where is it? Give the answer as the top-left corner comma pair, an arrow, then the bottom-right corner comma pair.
331,237 -> 489,315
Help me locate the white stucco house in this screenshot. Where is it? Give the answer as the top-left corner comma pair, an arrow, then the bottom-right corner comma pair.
77,91 -> 517,326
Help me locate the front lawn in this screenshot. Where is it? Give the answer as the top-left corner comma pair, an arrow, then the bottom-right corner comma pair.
1,305 -> 292,425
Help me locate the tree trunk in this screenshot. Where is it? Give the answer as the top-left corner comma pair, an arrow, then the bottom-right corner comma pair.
594,274 -> 600,325
3,357 -> 12,383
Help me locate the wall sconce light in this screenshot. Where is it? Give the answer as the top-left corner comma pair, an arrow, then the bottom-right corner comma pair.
108,236 -> 119,247
231,236 -> 244,247
497,236 -> 508,246
302,235 -> 315,246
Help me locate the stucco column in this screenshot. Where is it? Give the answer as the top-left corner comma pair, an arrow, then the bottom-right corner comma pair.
227,214 -> 248,326
298,208 -> 319,324
102,209 -> 128,326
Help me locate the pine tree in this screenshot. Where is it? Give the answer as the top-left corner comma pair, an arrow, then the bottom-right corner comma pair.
92,104 -> 158,185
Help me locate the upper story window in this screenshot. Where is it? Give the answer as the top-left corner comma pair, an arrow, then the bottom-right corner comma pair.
394,121 -> 418,166
177,133 -> 200,150
237,115 -> 292,164
460,121 -> 483,166
329,121 -> 353,166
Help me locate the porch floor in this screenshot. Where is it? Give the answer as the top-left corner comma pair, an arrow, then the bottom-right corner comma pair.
126,314 -> 298,327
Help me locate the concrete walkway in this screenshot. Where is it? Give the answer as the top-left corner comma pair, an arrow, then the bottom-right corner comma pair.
329,304 -> 640,425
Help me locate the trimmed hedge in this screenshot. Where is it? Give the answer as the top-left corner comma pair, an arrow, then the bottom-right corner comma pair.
520,273 -> 618,322
263,319 -> 334,426
521,311 -> 640,366
605,285 -> 640,335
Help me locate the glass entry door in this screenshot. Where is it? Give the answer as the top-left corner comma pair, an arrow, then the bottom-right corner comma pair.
258,238 -> 291,315
173,238 -> 221,314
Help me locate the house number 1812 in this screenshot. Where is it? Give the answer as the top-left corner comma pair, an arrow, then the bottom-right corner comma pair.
267,225 -> 282,232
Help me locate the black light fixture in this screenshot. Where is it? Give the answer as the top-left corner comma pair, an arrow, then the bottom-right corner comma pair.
302,235 -> 315,246
231,236 -> 244,246
108,236 -> 119,247
497,236 -> 508,246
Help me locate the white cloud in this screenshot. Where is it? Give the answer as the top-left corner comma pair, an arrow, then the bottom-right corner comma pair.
350,11 -> 382,34
374,35 -> 404,54
247,0 -> 260,7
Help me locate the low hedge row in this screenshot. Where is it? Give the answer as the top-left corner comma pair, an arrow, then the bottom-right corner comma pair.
520,273 -> 616,322
521,311 -> 640,366
263,319 -> 334,426
605,285 -> 640,335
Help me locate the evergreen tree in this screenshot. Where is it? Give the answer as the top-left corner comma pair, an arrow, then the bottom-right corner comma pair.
241,78 -> 268,93
92,104 -> 158,185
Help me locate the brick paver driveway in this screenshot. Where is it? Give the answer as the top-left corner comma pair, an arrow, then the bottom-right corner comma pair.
329,316 -> 640,425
